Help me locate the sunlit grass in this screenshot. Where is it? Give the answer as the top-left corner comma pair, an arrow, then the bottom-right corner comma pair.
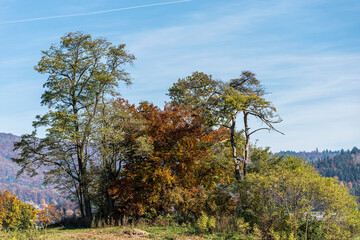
1,226 -> 360,240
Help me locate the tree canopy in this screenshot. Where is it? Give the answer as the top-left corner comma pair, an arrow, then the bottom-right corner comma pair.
169,71 -> 282,180
13,32 -> 135,224
109,102 -> 233,221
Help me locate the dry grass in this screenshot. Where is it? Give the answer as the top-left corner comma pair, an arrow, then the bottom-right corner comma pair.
42,227 -> 153,240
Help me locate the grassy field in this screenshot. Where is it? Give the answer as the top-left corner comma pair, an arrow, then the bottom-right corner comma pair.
2,226 -> 360,240
0,225 -> 233,240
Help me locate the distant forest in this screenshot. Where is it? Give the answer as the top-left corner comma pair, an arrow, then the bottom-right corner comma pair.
314,147 -> 360,198
282,147 -> 360,200
279,149 -> 341,162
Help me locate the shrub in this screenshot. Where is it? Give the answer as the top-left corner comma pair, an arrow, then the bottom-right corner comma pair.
0,190 -> 37,230
196,213 -> 208,233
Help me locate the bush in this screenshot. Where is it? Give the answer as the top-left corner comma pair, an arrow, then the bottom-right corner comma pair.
208,216 -> 216,232
0,190 -> 37,230
196,213 -> 208,233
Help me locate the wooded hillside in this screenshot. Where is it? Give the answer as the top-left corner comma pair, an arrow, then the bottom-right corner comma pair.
314,147 -> 360,198
0,133 -> 61,205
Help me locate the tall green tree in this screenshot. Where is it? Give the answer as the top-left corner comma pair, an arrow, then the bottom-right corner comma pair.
168,71 -> 282,180
12,32 -> 134,224
225,72 -> 282,178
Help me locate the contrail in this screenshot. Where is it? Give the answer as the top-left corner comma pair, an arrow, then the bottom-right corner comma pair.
0,0 -> 192,25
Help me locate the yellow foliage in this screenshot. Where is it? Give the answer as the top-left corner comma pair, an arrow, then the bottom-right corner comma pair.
0,190 -> 36,230
238,155 -> 360,239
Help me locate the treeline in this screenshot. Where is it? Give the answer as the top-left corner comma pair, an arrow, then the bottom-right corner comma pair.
10,32 -> 360,239
314,147 -> 360,199
279,149 -> 341,162
315,147 -> 360,181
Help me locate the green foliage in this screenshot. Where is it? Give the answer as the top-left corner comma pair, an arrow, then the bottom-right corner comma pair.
168,71 -> 282,180
237,150 -> 360,239
168,71 -> 222,127
314,147 -> 360,205
90,98 -> 151,222
208,216 -> 216,232
12,32 -> 134,223
196,213 -> 209,233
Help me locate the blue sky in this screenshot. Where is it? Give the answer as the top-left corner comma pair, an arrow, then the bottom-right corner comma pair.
0,0 -> 359,152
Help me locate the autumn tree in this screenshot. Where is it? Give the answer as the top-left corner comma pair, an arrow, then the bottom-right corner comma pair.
169,71 -> 281,180
110,103 -> 232,221
12,32 -> 135,224
37,202 -> 62,228
90,98 -> 151,223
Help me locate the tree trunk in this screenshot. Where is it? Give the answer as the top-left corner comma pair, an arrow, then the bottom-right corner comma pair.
243,110 -> 250,175
77,141 -> 92,225
231,114 -> 243,180
78,167 -> 92,225
77,188 -> 85,219
83,186 -> 92,225
104,189 -> 115,223
305,213 -> 309,240
108,193 -> 115,220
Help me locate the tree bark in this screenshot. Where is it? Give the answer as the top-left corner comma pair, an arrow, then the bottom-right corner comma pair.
77,188 -> 85,219
231,114 -> 243,180
83,186 -> 92,224
106,190 -> 115,223
305,213 -> 309,240
78,154 -> 92,225
243,110 -> 250,172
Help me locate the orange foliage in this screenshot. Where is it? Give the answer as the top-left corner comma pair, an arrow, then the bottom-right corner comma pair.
37,202 -> 62,227
110,103 -> 232,219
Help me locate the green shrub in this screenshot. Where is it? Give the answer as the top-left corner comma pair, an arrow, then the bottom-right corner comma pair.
208,216 -> 216,232
196,213 -> 208,233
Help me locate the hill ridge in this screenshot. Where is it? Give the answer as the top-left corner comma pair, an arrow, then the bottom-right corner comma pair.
0,132 -> 61,205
